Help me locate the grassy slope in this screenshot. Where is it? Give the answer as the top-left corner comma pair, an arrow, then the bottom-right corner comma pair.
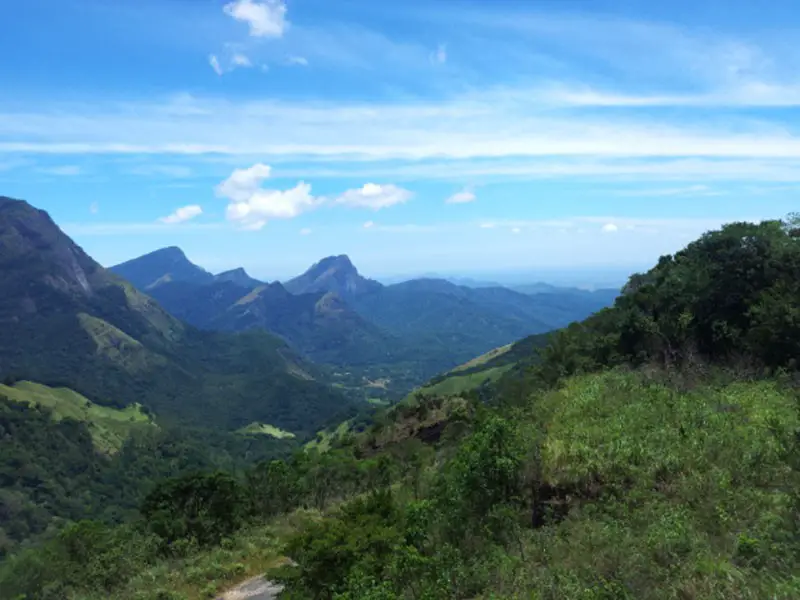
415,364 -> 513,397
496,370 -> 800,598
237,422 -> 297,440
0,381 -> 153,453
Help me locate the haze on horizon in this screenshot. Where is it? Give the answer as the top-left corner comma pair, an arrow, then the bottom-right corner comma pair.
1,0 -> 796,278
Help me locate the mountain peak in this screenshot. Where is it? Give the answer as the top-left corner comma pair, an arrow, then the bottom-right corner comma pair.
284,255 -> 381,299
214,267 -> 262,289
309,254 -> 357,276
0,196 -> 103,300
111,246 -> 214,290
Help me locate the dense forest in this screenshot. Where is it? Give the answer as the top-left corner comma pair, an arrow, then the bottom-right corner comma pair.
2,216 -> 800,599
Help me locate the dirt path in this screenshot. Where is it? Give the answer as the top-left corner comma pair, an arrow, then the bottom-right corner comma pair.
217,575 -> 283,600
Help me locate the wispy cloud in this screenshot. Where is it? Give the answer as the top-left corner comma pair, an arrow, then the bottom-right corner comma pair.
430,44 -> 447,65
209,55 -> 223,76
63,222 -> 224,236
232,53 -> 252,67
128,164 -> 193,178
445,188 -> 476,204
614,184 -> 725,197
287,56 -> 309,67
159,205 -> 203,224
39,165 -> 82,176
6,91 -> 800,167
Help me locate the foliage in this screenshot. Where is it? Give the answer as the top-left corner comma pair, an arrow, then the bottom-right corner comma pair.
140,472 -> 247,549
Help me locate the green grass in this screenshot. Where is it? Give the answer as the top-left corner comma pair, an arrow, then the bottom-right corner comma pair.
0,381 -> 154,453
449,344 -> 512,373
236,422 -> 297,439
305,419 -> 354,452
415,364 -> 514,397
78,312 -> 167,373
488,370 -> 800,599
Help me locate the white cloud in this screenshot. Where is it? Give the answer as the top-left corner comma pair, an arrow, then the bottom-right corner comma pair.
159,205 -> 204,224
446,188 -> 476,204
479,222 -> 496,229
287,56 -> 309,67
89,202 -> 99,214
336,183 -> 413,210
216,163 -> 319,230
363,221 -> 375,229
614,184 -> 724,197
128,164 -> 193,178
223,0 -> 287,38
430,44 -> 447,65
602,223 -> 620,233
41,165 -> 81,176
232,53 -> 252,67
209,55 -> 223,75
511,227 -> 521,234
300,227 -> 312,235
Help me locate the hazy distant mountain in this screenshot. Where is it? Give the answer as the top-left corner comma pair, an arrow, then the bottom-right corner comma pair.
111,249 -> 619,396
143,276 -> 402,368
284,255 -> 383,299
111,246 -> 214,290
0,197 -> 352,435
214,267 -> 263,288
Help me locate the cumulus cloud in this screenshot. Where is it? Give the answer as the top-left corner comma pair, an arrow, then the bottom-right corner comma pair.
223,0 -> 287,38
511,227 -> 521,234
209,55 -> 223,75
363,221 -> 375,229
335,183 -> 412,210
216,163 -> 319,230
300,227 -> 312,235
159,205 -> 203,224
287,56 -> 309,66
446,188 -> 476,204
602,223 -> 619,233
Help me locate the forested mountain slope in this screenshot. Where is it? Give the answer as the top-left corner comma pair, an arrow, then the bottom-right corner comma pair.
0,197 -> 354,435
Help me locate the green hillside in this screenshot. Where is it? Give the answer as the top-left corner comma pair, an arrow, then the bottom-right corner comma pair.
0,381 -> 153,453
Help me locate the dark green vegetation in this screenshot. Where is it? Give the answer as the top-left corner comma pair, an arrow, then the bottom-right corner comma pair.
0,197 -> 354,435
0,395 -> 293,560
114,250 -> 615,399
5,213 -> 800,600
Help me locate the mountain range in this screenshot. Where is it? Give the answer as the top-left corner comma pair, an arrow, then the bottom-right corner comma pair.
0,197 -> 353,436
110,245 -> 618,396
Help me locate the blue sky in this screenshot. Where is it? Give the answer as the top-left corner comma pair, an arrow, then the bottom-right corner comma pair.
1,0 -> 798,281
